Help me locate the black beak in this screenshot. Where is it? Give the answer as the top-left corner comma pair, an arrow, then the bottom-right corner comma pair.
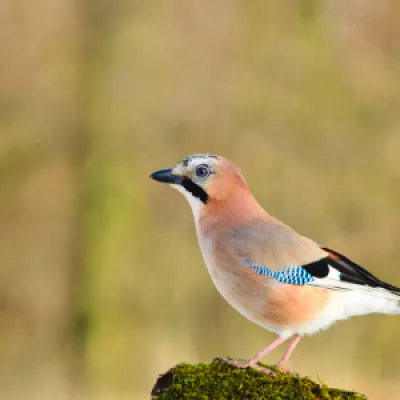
150,168 -> 183,184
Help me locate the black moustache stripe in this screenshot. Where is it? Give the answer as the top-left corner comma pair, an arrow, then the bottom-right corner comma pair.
181,178 -> 209,204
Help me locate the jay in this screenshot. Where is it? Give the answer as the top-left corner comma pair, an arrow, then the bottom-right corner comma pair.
150,154 -> 400,375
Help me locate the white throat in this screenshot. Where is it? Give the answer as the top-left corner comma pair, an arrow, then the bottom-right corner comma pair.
172,184 -> 204,222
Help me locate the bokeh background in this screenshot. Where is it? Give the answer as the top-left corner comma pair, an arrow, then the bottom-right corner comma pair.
1,1 -> 400,399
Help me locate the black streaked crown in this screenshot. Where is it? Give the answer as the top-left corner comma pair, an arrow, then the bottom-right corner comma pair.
181,154 -> 218,167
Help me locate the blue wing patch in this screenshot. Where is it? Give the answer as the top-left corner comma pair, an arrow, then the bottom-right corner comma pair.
242,258 -> 315,285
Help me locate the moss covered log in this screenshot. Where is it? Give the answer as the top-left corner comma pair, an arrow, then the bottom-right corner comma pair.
151,360 -> 367,400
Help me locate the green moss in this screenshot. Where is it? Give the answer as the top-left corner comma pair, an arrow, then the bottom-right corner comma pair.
151,360 -> 367,400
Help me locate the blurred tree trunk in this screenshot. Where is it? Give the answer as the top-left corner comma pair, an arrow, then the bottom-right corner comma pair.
69,0 -> 122,394
69,0 -> 140,397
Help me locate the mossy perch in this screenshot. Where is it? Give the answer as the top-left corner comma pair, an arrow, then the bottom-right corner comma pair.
151,360 -> 367,400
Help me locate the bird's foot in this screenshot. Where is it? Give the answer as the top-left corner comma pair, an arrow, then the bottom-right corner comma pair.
274,363 -> 300,376
213,357 -> 275,375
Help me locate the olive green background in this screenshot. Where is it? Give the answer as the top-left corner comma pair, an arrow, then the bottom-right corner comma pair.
1,1 -> 400,399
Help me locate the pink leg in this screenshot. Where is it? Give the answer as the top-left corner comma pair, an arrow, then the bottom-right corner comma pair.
248,336 -> 287,364
214,336 -> 288,375
275,334 -> 301,373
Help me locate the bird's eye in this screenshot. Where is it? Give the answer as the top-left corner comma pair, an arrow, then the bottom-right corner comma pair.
195,164 -> 210,178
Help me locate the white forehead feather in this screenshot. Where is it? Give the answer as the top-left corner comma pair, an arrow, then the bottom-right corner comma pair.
182,154 -> 218,166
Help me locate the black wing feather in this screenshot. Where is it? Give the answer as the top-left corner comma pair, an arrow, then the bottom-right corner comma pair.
302,246 -> 400,294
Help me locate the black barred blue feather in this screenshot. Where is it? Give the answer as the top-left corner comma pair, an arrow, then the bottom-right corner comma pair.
242,258 -> 315,285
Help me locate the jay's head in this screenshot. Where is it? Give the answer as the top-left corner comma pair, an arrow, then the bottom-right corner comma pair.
150,154 -> 249,215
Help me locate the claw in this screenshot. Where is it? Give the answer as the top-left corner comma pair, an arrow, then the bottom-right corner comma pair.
213,357 -> 276,376
274,364 -> 300,376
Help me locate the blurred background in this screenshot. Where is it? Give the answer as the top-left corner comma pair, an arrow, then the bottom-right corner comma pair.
1,1 -> 400,399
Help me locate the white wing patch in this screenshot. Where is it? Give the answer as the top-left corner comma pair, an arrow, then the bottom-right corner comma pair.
310,277 -> 400,301
326,264 -> 341,280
